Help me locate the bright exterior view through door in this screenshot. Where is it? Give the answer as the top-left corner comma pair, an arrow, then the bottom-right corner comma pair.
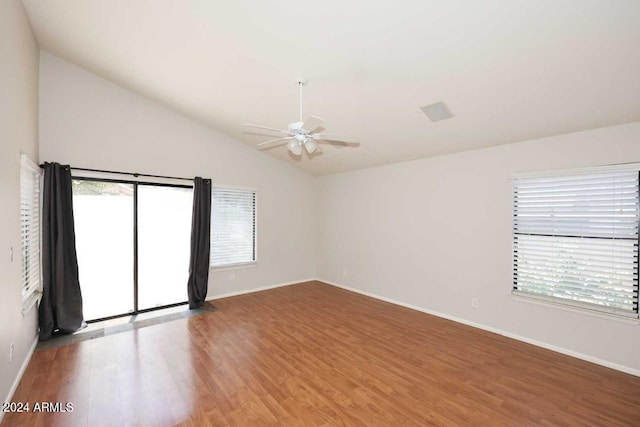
73,179 -> 193,321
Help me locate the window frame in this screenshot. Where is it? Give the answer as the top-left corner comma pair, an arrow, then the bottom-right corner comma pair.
511,164 -> 640,320
20,154 -> 42,312
209,185 -> 258,269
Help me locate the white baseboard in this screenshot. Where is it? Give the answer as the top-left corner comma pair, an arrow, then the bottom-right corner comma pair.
317,278 -> 640,377
1,335 -> 38,422
208,278 -> 316,301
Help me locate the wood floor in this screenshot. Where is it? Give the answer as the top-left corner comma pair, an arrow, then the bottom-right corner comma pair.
3,281 -> 640,426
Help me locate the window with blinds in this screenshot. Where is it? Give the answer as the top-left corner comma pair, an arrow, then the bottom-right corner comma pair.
20,154 -> 42,309
512,166 -> 639,318
210,187 -> 256,268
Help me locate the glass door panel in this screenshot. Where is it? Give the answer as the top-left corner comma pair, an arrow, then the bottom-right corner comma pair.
137,185 -> 192,310
73,180 -> 134,320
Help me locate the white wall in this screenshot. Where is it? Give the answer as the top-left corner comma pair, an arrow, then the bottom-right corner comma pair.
317,122 -> 640,373
0,0 -> 40,406
39,52 -> 316,301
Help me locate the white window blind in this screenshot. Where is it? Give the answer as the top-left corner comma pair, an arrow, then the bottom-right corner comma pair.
512,167 -> 639,318
210,188 -> 256,268
20,154 -> 42,308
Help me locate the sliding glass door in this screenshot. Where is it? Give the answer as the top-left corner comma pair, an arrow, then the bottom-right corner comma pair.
73,179 -> 193,321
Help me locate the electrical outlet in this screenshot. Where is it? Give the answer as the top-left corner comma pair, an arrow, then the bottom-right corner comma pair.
9,246 -> 13,262
471,298 -> 479,309
9,343 -> 14,363
342,268 -> 348,277
229,273 -> 236,282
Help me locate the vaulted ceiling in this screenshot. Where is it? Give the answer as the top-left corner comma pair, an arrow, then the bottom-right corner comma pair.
23,0 -> 640,175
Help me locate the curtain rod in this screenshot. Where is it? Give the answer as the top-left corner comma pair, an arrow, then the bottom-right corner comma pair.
39,164 -> 194,182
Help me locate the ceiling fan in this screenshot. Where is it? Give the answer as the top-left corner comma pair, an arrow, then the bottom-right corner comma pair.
242,77 -> 359,156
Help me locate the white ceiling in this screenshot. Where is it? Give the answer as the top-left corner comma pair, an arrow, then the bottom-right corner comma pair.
22,0 -> 640,175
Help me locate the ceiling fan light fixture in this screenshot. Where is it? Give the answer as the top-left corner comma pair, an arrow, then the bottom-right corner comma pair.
288,139 -> 302,156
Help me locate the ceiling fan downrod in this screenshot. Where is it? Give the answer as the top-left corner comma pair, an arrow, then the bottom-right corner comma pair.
297,77 -> 307,123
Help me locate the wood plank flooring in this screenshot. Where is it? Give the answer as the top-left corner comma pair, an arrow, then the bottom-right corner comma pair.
3,281 -> 640,426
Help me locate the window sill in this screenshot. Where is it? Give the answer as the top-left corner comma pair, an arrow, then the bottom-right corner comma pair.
210,262 -> 258,272
511,292 -> 640,325
22,291 -> 41,315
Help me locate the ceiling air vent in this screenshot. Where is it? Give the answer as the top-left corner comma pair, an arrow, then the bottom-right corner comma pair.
420,101 -> 454,122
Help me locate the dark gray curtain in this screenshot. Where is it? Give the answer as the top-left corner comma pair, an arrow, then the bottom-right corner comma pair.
39,163 -> 85,341
187,177 -> 212,309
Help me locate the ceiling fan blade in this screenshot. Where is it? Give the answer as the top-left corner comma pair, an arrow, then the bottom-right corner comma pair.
312,133 -> 359,144
257,137 -> 293,147
242,124 -> 290,134
302,115 -> 325,133
245,131 -> 292,137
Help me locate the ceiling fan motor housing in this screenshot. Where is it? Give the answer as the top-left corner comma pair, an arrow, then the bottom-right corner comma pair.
289,121 -> 311,145
288,121 -> 305,132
